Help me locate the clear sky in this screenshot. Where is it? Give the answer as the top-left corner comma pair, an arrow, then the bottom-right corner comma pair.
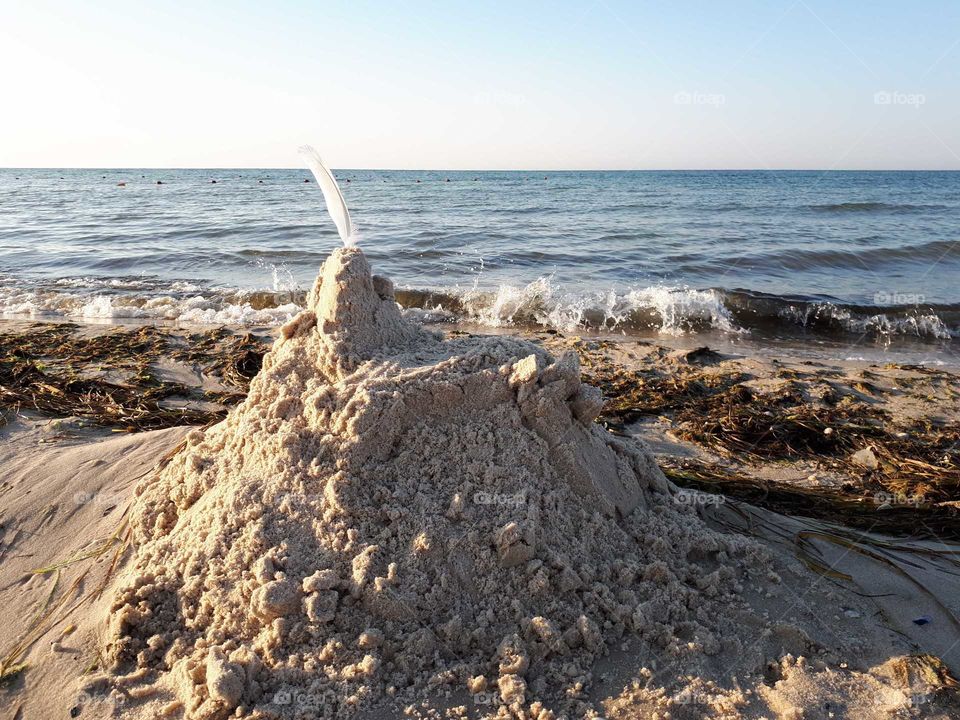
2,0 -> 959,169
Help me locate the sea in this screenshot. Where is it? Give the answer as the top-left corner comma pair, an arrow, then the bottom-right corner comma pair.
1,168 -> 958,363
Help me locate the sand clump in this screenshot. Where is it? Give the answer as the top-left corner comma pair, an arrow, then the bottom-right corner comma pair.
96,248 -> 775,718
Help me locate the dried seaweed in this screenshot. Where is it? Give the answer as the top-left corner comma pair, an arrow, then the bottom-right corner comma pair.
662,459 -> 959,540
0,323 -> 269,431
574,342 -> 959,537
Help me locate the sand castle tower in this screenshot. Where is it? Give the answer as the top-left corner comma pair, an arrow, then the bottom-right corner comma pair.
98,249 -> 723,720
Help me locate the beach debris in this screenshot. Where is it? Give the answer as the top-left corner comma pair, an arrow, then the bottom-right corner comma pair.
880,653 -> 959,692
851,447 -> 880,470
670,345 -> 722,365
0,661 -> 27,685
572,340 -> 959,534
662,458 -> 960,539
0,324 -> 267,431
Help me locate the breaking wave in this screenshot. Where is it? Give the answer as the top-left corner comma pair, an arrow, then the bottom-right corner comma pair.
0,284 -> 302,326
395,282 -> 957,340
1,277 -> 956,342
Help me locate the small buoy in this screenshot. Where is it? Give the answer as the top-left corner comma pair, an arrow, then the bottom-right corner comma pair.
304,179 -> 311,183
445,178 -> 450,182
258,180 -> 263,184
101,175 -> 106,179
156,180 -> 163,185
346,178 -> 351,182
543,176 -> 548,180
211,180 -> 217,184
416,179 -> 421,183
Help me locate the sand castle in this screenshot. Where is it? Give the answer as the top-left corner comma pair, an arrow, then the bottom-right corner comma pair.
98,248 -> 770,718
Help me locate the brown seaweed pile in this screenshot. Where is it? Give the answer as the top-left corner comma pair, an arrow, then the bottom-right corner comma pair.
573,339 -> 960,539
0,323 -> 268,431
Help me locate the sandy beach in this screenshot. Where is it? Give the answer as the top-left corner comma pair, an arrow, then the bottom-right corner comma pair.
1,251 -> 958,720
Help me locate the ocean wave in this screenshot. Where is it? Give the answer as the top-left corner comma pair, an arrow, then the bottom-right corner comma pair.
0,279 -> 956,341
808,202 -> 947,213
772,300 -> 953,340
51,276 -> 205,293
396,282 -> 958,340
0,287 -> 300,326
678,238 -> 960,275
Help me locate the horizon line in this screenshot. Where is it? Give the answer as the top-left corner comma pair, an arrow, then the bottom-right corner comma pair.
3,167 -> 960,173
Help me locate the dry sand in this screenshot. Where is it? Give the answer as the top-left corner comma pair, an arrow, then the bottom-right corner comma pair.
1,249 -> 958,719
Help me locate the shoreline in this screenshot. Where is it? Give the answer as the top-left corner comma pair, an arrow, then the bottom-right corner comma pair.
1,284 -> 957,363
2,314 -> 957,367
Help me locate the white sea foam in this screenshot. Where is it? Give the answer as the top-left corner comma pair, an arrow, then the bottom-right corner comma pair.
853,313 -> 952,340
400,305 -> 458,324
0,277 -> 955,340
623,286 -> 743,335
0,288 -> 300,326
174,301 -> 301,325
778,301 -> 953,340
445,277 -> 746,335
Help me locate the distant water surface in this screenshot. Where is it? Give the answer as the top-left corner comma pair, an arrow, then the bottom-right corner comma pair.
0,169 -> 958,360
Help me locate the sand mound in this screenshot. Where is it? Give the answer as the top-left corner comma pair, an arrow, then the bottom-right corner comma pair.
100,249 -> 770,719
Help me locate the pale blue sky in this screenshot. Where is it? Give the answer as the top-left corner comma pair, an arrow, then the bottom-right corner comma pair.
2,0 -> 958,169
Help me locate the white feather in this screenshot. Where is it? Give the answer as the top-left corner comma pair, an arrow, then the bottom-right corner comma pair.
298,145 -> 354,247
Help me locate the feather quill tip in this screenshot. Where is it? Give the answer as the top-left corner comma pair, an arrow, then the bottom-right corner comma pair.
298,145 -> 355,247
